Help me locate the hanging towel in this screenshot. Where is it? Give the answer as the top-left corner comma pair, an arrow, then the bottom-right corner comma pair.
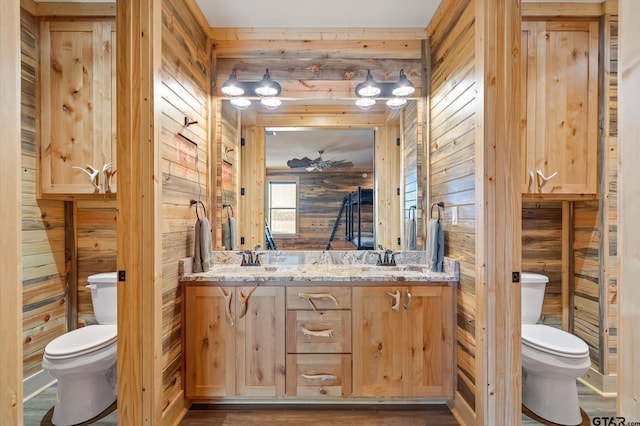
426,218 -> 445,272
222,217 -> 238,250
406,218 -> 417,250
193,217 -> 212,273
406,206 -> 417,250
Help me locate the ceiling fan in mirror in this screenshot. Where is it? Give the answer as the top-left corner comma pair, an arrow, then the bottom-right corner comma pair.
287,150 -> 353,172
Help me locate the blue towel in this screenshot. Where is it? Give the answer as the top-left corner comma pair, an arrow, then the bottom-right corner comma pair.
426,218 -> 444,272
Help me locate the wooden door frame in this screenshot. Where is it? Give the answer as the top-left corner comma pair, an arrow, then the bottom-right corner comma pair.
473,0 -> 522,424
0,0 -> 23,423
618,0 -> 640,418
115,0 -> 163,424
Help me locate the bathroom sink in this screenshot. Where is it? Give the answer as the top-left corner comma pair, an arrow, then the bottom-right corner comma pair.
209,265 -> 279,274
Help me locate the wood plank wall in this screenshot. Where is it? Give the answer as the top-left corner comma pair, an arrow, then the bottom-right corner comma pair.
160,0 -> 210,414
428,0 -> 476,411
573,201 -> 601,367
571,7 -> 619,376
266,169 -> 374,250
522,202 -> 564,327
75,200 -> 117,326
402,101 -> 424,250
20,7 -> 68,380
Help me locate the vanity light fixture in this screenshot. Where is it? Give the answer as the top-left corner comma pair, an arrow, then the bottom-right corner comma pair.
354,69 -> 416,111
221,68 -> 282,110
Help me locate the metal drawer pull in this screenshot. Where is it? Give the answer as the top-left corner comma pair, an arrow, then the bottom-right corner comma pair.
386,290 -> 401,312
298,292 -> 339,311
301,373 -> 337,381
301,326 -> 334,339
218,287 -> 234,326
403,289 -> 412,309
238,287 -> 256,319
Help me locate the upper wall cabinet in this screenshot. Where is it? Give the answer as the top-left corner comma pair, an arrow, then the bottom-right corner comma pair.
39,20 -> 116,198
521,20 -> 599,198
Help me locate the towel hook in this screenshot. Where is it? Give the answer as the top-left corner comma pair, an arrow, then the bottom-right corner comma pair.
409,205 -> 417,221
222,204 -> 234,219
190,199 -> 206,219
430,201 -> 444,222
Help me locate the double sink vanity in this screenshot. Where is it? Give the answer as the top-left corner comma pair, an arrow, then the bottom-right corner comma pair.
179,250 -> 458,402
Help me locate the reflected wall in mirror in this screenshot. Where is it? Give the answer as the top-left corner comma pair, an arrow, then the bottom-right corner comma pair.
215,99 -> 425,252
266,128 -> 375,250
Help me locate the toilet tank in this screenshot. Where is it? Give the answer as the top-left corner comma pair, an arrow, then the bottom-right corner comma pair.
87,272 -> 118,325
521,272 -> 549,324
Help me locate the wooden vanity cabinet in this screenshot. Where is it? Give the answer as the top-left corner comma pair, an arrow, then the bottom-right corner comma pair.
352,285 -> 454,398
520,20 -> 599,198
184,285 -> 285,399
39,19 -> 117,198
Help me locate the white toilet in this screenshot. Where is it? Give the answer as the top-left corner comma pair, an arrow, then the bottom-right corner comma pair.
521,272 -> 591,425
42,272 -> 118,426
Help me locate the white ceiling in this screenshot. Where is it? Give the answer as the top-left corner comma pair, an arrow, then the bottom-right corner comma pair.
265,128 -> 375,170
35,1 -> 606,29
197,0 -> 441,28
193,0 -> 604,29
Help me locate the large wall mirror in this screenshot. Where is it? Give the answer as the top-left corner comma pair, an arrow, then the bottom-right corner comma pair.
215,99 -> 425,252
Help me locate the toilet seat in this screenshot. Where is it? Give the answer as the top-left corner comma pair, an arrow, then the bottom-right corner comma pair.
522,324 -> 589,358
45,324 -> 117,360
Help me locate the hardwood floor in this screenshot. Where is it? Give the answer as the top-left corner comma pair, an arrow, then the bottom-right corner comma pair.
180,404 -> 458,425
24,382 -> 615,425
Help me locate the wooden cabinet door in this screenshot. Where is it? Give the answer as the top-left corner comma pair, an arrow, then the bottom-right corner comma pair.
235,286 -> 286,397
184,286 -> 236,398
352,286 -> 405,397
521,20 -> 599,196
353,285 -> 455,398
403,286 -> 454,398
39,20 -> 116,197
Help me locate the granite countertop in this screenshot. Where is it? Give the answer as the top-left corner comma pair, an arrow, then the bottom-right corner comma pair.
179,251 -> 459,283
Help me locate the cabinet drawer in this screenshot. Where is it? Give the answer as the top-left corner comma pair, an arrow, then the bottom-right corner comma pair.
286,286 -> 351,310
286,354 -> 351,397
286,310 -> 351,353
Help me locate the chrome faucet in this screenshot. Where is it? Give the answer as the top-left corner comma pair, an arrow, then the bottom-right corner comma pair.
239,245 -> 262,266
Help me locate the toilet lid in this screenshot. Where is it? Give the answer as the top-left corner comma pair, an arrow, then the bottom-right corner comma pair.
45,324 -> 117,360
522,324 -> 589,358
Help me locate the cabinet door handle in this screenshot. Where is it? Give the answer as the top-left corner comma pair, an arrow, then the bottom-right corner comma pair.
102,162 -> 114,193
386,290 -> 401,312
218,287 -> 234,326
536,169 -> 558,191
297,292 -> 339,311
238,286 -> 256,319
527,170 -> 535,193
301,326 -> 334,339
72,164 -> 101,191
403,289 -> 412,309
301,373 -> 337,381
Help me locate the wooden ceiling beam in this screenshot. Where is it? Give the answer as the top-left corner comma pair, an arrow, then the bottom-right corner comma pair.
213,39 -> 422,60
21,0 -> 116,16
255,112 -> 387,127
210,27 -> 427,41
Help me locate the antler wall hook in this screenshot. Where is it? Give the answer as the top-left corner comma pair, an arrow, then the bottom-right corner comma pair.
536,169 -> 559,191
72,164 -> 101,191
